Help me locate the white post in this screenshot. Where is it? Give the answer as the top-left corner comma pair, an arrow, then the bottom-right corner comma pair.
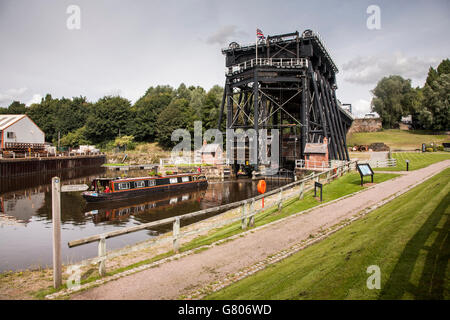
299,181 -> 305,200
52,177 -> 62,288
241,202 -> 247,230
173,217 -> 180,253
98,236 -> 106,276
278,188 -> 283,213
249,199 -> 255,227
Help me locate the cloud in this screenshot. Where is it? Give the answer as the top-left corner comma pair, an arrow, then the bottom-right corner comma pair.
0,87 -> 28,106
342,52 -> 440,85
351,98 -> 372,118
27,94 -> 43,106
206,25 -> 246,45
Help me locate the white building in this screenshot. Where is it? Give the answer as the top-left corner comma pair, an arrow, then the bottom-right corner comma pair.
0,114 -> 45,151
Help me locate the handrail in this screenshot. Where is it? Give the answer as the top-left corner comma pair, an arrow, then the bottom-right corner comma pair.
226,58 -> 308,75
68,160 -> 356,248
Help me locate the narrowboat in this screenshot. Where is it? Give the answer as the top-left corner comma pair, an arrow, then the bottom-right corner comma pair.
82,173 -> 208,202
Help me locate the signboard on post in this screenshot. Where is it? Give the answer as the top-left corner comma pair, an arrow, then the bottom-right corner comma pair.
314,181 -> 323,202
61,184 -> 89,192
356,163 -> 374,186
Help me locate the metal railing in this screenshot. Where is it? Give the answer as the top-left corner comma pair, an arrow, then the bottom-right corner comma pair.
66,161 -> 356,277
226,58 -> 308,75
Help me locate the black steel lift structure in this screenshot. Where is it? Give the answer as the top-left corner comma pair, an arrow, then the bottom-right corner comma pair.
217,30 -> 353,171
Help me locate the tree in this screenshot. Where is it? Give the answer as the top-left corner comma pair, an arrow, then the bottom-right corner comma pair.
203,85 -> 224,130
371,75 -> 413,129
84,96 -> 134,144
60,126 -> 88,148
156,98 -> 190,148
130,85 -> 174,141
27,94 -> 58,142
421,73 -> 450,130
7,101 -> 27,114
437,58 -> 450,76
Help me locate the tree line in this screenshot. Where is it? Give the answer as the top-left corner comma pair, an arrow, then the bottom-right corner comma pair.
0,84 -> 224,149
371,58 -> 449,130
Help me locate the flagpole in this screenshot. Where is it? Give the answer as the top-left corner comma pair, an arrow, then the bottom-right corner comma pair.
255,29 -> 258,63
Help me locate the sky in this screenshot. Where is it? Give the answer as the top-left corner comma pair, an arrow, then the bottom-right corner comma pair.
0,0 -> 449,117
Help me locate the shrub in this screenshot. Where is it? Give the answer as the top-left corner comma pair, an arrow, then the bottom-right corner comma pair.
148,170 -> 157,176
165,171 -> 173,175
437,145 -> 444,151
425,147 -> 434,152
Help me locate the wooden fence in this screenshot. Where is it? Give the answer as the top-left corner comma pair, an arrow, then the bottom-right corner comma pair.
67,161 -> 357,276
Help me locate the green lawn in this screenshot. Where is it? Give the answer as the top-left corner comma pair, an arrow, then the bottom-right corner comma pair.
347,129 -> 449,150
206,168 -> 450,300
181,172 -> 398,252
374,152 -> 450,171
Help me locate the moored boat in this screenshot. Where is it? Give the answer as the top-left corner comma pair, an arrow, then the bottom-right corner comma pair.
82,173 -> 208,202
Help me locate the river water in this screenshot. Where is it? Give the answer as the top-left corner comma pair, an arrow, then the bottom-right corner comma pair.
0,167 -> 290,272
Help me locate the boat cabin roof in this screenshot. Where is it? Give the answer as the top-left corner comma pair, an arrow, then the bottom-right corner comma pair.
112,172 -> 203,183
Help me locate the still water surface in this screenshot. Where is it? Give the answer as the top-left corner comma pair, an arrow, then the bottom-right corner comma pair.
0,167 -> 289,272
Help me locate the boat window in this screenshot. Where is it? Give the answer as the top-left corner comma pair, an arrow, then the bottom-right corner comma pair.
117,182 -> 130,190
148,179 -> 156,187
181,176 -> 190,182
135,181 -> 145,188
169,178 -> 178,184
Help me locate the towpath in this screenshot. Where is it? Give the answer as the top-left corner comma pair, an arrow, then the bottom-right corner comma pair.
71,160 -> 449,300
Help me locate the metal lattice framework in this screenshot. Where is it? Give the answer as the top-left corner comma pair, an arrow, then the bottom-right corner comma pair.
217,30 -> 353,170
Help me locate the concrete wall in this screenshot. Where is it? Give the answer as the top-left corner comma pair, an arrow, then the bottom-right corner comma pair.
347,118 -> 382,134
3,116 -> 45,145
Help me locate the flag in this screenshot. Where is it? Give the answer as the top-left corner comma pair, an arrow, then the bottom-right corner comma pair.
256,28 -> 265,40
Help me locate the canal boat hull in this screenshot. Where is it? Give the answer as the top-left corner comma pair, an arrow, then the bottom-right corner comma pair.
83,175 -> 208,203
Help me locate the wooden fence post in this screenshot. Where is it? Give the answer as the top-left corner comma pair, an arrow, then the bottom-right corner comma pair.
173,217 -> 180,253
98,236 -> 106,276
249,200 -> 255,227
299,181 -> 305,200
278,188 -> 283,213
52,177 -> 62,289
241,202 -> 247,230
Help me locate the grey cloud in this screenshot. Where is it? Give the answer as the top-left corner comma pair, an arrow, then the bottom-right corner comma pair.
206,25 -> 246,45
342,53 -> 440,85
0,87 -> 28,106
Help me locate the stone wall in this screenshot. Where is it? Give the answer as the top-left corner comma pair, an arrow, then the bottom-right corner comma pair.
347,118 -> 382,134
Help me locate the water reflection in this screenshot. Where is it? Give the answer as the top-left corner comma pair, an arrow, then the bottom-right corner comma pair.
0,168 -> 290,272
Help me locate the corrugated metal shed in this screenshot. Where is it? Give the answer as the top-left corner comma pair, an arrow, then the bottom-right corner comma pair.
0,115 -> 26,130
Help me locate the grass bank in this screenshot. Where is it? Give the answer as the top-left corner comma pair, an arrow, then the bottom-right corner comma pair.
206,168 -> 450,300
180,172 -> 398,252
374,152 -> 450,171
347,129 -> 449,150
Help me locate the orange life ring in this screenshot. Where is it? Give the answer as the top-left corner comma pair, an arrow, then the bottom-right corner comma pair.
257,180 -> 266,194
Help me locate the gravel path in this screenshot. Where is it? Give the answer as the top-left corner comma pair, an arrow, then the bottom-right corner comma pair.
71,160 -> 449,300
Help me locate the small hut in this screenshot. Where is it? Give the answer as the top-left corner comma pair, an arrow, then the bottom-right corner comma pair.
195,140 -> 223,165
303,137 -> 329,169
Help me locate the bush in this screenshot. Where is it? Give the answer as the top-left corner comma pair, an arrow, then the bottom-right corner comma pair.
165,171 -> 173,175
114,135 -> 135,150
425,147 -> 434,152
437,146 -> 444,151
148,170 -> 157,176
